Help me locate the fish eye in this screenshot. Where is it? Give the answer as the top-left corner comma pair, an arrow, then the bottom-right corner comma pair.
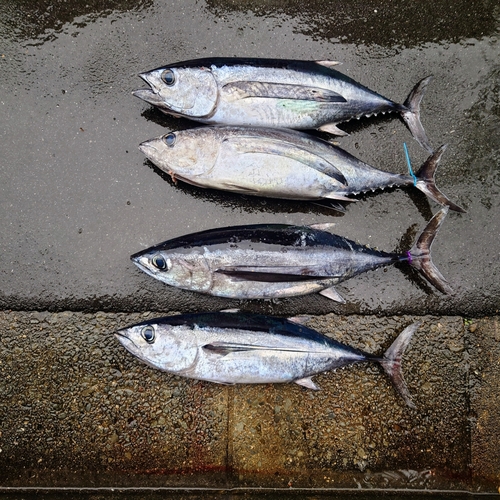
161,69 -> 175,86
141,326 -> 156,344
163,133 -> 176,147
152,253 -> 168,270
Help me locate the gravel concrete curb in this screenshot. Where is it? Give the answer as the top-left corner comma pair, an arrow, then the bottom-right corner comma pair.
1,311 -> 497,493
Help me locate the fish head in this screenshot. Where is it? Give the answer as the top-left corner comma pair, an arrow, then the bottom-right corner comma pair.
115,321 -> 197,372
139,128 -> 220,180
134,65 -> 218,118
131,248 -> 212,293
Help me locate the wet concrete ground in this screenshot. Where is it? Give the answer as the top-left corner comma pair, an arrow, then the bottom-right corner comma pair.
0,0 -> 499,496
1,0 -> 499,316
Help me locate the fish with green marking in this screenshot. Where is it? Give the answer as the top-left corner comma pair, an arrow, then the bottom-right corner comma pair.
115,312 -> 419,408
139,126 -> 464,211
133,57 -> 434,152
131,207 -> 452,303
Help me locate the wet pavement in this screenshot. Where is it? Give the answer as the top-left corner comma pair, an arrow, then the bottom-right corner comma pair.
0,0 -> 499,496
1,0 -> 499,316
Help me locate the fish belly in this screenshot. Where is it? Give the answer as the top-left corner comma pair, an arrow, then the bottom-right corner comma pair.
190,329 -> 338,384
202,148 -> 340,200
210,275 -> 336,299
197,247 -> 346,299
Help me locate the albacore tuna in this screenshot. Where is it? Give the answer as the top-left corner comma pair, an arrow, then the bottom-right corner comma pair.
115,312 -> 419,408
133,58 -> 434,152
131,207 -> 452,303
139,126 -> 464,212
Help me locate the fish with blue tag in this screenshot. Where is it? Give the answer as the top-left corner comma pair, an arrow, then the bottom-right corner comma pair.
139,126 -> 464,211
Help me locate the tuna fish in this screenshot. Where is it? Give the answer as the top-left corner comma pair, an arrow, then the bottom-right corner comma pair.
131,207 -> 452,303
115,312 -> 419,408
133,57 -> 433,152
139,126 -> 464,212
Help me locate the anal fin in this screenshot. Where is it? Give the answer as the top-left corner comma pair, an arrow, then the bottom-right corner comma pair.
324,192 -> 356,202
319,286 -> 346,303
294,377 -> 320,390
318,123 -> 349,136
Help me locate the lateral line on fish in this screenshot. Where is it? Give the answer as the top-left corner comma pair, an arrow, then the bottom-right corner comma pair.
403,143 -> 417,186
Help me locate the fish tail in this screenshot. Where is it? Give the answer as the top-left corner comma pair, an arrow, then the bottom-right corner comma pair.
408,207 -> 453,294
377,322 -> 419,409
400,76 -> 434,153
415,145 -> 466,213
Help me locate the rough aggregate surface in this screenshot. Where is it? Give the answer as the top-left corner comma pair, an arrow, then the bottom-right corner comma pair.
2,311 -> 496,493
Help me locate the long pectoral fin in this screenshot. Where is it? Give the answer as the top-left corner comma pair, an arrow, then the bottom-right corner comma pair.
223,81 -> 346,103
203,343 -> 255,355
215,182 -> 262,195
216,265 -> 339,283
203,342 -> 308,356
223,136 -> 347,186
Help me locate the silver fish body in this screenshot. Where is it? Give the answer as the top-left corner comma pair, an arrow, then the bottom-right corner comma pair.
131,208 -> 452,303
133,58 -> 433,152
115,312 -> 418,408
139,126 -> 464,211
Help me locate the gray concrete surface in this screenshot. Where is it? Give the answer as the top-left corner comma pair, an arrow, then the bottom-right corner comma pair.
0,0 -> 499,316
0,0 -> 499,496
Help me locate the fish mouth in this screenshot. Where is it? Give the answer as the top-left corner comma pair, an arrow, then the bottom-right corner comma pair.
132,88 -> 192,116
134,72 -> 175,112
132,88 -> 171,109
114,330 -> 138,354
138,140 -> 160,158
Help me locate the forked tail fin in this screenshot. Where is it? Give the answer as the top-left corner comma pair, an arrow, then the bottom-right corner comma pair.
415,145 -> 466,213
378,322 -> 419,409
408,207 -> 453,294
401,76 -> 434,154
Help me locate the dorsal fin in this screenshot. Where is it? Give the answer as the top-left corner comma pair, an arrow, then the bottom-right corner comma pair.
287,315 -> 311,326
308,222 -> 337,232
315,60 -> 342,69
